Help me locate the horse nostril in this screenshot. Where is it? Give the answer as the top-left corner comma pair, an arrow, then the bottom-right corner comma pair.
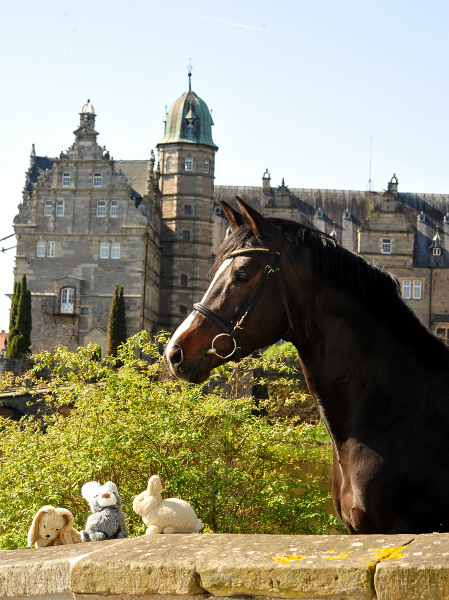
168,345 -> 183,367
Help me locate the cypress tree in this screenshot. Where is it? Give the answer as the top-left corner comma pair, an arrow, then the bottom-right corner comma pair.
106,284 -> 127,356
6,275 -> 32,358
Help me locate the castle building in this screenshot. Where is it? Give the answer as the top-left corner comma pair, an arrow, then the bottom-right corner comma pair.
12,85 -> 449,353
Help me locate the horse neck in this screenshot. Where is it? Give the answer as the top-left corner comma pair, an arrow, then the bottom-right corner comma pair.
290,281 -> 439,444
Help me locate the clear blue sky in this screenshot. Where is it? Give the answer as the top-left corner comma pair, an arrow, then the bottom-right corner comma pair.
0,0 -> 448,331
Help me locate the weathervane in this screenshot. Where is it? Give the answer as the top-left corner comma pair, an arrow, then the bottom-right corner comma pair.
187,59 -> 192,91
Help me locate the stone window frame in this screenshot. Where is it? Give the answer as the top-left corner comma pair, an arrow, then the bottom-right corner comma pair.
180,273 -> 188,287
59,287 -> 75,314
62,173 -> 71,187
381,238 -> 392,254
97,201 -> 107,217
110,201 -> 118,217
80,307 -> 89,316
402,280 -> 411,299
93,173 -> 102,188
204,159 -> 210,173
184,204 -> 192,215
56,200 -> 64,217
413,280 -> 422,300
182,230 -> 191,241
36,241 -> 45,257
44,201 -> 52,217
184,157 -> 193,172
166,157 -> 173,172
111,242 -> 121,259
47,241 -> 55,258
99,242 -> 109,259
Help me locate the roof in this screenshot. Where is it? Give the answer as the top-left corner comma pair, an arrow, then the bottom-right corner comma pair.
115,160 -> 149,198
26,156 -> 55,192
159,90 -> 217,148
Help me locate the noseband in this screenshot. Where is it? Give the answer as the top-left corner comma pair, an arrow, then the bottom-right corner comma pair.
193,228 -> 295,361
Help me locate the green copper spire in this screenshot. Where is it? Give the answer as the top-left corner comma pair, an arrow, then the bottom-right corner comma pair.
160,85 -> 217,148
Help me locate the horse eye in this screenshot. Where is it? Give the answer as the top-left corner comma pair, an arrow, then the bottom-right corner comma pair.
236,272 -> 249,283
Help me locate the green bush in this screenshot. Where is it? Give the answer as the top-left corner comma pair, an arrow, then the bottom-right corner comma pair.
0,333 -> 344,549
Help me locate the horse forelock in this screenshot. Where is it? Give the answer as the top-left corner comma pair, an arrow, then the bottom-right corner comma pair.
214,217 -> 449,366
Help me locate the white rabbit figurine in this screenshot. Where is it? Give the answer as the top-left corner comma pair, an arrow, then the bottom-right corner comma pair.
133,475 -> 203,534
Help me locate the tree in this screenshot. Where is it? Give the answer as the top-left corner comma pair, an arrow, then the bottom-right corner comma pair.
106,284 -> 127,356
6,275 -> 32,358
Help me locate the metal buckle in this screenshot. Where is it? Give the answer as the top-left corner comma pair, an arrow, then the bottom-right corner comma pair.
205,333 -> 237,359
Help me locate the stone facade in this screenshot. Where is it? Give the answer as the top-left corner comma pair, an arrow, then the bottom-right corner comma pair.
11,90 -> 449,351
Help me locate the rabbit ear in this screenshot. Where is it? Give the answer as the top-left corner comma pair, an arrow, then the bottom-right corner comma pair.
102,481 -> 118,494
56,508 -> 74,544
81,481 -> 102,501
27,506 -> 54,547
147,475 -> 162,495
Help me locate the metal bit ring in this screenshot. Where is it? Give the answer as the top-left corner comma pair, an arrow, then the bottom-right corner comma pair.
206,333 -> 237,359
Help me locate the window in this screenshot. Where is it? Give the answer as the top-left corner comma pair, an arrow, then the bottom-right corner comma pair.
60,288 -> 74,314
413,280 -> 422,300
93,173 -> 102,187
36,241 -> 45,257
184,204 -> 192,215
62,173 -> 70,187
110,201 -> 118,217
183,230 -> 190,241
185,157 -> 193,171
97,201 -> 106,217
44,201 -> 52,217
214,206 -> 222,216
99,242 -> 109,259
381,239 -> 392,254
111,242 -> 121,259
402,280 -> 411,299
180,273 -> 188,287
166,157 -> 173,172
180,305 -> 188,315
47,241 -> 55,257
436,327 -> 449,345
80,307 -> 89,316
204,159 -> 209,173
433,247 -> 442,257
56,200 -> 64,217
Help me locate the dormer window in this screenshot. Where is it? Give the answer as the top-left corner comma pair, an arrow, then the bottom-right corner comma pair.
62,173 -> 70,187
204,160 -> 210,173
185,158 -> 193,171
60,287 -> 75,314
167,157 -> 173,172
315,207 -> 324,219
93,173 -> 102,187
418,211 -> 426,223
186,119 -> 195,129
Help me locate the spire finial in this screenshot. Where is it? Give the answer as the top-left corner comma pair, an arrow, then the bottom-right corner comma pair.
187,59 -> 192,91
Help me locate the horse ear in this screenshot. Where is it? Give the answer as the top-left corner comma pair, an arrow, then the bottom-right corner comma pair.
235,197 -> 274,240
221,200 -> 244,230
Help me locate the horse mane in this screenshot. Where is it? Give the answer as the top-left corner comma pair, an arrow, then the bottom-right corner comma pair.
213,218 -> 449,367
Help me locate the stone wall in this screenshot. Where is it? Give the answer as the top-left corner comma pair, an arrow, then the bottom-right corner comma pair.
2,533 -> 449,599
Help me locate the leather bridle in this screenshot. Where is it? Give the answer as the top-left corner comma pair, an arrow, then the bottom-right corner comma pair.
192,228 -> 295,361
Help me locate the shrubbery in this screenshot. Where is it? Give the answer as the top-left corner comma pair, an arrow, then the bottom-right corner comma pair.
0,333 -> 344,549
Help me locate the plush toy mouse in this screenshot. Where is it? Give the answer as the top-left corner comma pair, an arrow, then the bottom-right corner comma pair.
80,481 -> 128,542
28,505 -> 82,548
133,475 -> 203,534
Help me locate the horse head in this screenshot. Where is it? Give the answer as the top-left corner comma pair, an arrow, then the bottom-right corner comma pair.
165,199 -> 299,383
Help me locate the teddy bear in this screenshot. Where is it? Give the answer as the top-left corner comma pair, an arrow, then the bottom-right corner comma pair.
28,505 -> 82,548
80,481 -> 128,542
133,475 -> 203,534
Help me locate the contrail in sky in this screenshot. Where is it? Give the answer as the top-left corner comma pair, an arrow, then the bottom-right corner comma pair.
174,11 -> 263,30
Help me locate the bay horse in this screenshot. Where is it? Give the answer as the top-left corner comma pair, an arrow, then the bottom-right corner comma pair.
166,198 -> 449,534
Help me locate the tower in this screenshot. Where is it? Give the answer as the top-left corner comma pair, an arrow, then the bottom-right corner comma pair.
157,77 -> 218,331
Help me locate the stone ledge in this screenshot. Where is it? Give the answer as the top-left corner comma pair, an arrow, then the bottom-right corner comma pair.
1,533 -> 449,600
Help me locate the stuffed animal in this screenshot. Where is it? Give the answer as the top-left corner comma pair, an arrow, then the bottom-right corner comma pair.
133,475 -> 203,534
28,505 -> 82,548
80,481 -> 128,542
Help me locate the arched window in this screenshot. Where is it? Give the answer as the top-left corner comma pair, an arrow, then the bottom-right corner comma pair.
167,157 -> 173,172
60,287 -> 75,314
